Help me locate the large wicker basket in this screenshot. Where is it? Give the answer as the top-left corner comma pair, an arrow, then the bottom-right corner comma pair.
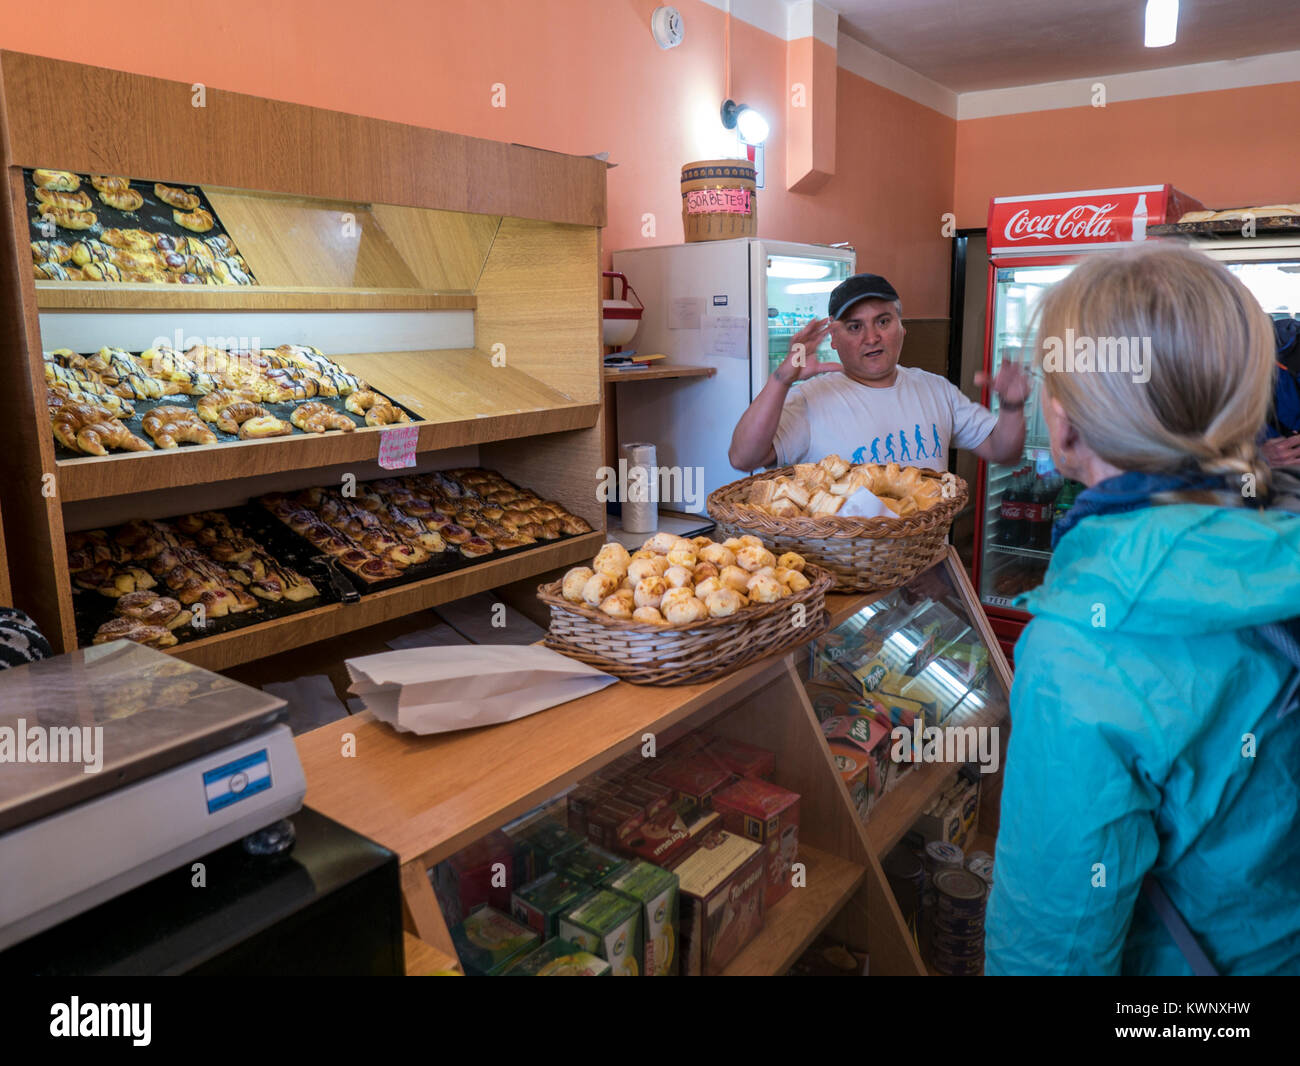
537,562 -> 834,686
707,467 -> 968,592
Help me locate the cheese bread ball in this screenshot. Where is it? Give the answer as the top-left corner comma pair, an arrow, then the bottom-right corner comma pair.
705,588 -> 745,618
600,592 -> 634,620
582,571 -> 619,606
746,573 -> 784,603
664,565 -> 694,589
659,586 -> 697,613
562,566 -> 594,603
694,576 -> 722,599
642,532 -> 680,554
777,551 -> 806,573
719,565 -> 751,593
594,542 -> 631,580
692,561 -> 719,583
722,537 -> 745,551
666,547 -> 698,569
632,606 -> 668,626
738,534 -> 764,549
628,556 -> 668,584
691,535 -> 714,549
783,570 -> 811,593
662,595 -> 708,625
634,576 -> 668,609
736,545 -> 777,573
698,543 -> 736,568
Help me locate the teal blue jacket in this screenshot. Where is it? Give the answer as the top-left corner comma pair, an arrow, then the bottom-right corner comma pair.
985,504 -> 1300,975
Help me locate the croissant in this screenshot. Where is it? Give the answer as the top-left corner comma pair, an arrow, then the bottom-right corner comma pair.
195,387 -> 262,432
237,415 -> 292,440
174,207 -> 214,232
155,183 -> 201,211
35,188 -> 92,212
38,205 -> 97,230
33,169 -> 80,191
98,187 -> 144,211
365,402 -> 410,427
51,401 -> 152,455
91,175 -> 131,192
290,401 -> 356,434
142,406 -> 219,448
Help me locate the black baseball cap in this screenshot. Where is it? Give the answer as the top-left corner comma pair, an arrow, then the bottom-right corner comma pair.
828,273 -> 900,320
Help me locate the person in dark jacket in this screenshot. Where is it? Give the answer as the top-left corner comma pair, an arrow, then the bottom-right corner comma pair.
1262,317 -> 1300,466
985,244 -> 1300,976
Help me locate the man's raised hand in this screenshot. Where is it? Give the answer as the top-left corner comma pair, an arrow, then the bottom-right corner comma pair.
774,317 -> 842,386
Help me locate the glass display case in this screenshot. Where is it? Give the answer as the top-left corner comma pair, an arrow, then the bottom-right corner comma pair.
765,251 -> 855,378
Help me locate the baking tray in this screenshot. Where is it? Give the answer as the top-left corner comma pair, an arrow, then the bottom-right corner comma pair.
25,168 -> 250,278
251,487 -> 587,597
1149,217 -> 1300,238
71,505 -> 351,651
48,349 -> 420,460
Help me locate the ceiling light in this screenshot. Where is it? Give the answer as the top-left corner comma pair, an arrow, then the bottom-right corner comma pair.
720,99 -> 770,144
768,259 -> 832,279
1144,0 -> 1178,47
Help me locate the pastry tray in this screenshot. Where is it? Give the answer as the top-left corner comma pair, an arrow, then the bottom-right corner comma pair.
251,495 -> 587,597
25,169 -> 247,273
49,350 -> 421,461
71,505 -> 351,652
1148,217 -> 1300,238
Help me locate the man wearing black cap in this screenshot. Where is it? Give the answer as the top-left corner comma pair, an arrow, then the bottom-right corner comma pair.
729,273 -> 1029,472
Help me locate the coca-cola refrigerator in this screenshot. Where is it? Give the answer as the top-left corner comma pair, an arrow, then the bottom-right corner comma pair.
972,185 -> 1204,661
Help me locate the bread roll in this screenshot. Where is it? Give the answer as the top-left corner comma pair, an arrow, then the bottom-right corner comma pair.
634,576 -> 667,609
692,561 -> 719,582
747,574 -> 783,603
631,548 -> 657,561
666,547 -> 698,569
698,543 -> 736,568
705,588 -> 744,618
627,557 -> 664,584
722,537 -> 746,551
663,596 -> 708,625
594,542 -> 631,579
562,566 -> 594,602
600,593 -> 634,620
582,571 -> 619,606
664,565 -> 694,589
642,532 -> 681,554
632,606 -> 668,626
694,576 -> 722,599
777,551 -> 806,572
738,535 -> 764,549
736,545 -> 777,572
659,586 -> 696,612
719,565 -> 751,593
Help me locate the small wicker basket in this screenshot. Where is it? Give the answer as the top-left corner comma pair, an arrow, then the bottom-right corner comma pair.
537,562 -> 834,686
707,467 -> 968,593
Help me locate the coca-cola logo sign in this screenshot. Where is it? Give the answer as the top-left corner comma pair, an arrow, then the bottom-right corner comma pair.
1003,202 -> 1119,243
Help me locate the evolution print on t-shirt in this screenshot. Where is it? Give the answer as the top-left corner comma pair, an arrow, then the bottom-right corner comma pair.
851,423 -> 945,466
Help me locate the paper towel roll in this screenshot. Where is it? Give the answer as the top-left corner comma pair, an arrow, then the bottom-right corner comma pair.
620,441 -> 658,533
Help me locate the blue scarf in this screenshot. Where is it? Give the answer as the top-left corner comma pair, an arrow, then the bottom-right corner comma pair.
1050,469 -> 1237,549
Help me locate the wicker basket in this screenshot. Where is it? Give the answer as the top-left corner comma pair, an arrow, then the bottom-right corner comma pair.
707,467 -> 968,593
537,562 -> 834,686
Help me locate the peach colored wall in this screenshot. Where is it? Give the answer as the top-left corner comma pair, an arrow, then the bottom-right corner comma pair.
0,0 -> 956,316
955,80 -> 1300,227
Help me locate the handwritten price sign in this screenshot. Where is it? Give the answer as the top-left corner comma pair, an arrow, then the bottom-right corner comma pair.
378,424 -> 419,470
686,188 -> 751,215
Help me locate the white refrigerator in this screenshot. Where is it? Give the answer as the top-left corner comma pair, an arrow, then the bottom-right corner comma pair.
611,239 -> 855,513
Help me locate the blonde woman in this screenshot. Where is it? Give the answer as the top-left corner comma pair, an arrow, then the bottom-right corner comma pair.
985,243 -> 1300,976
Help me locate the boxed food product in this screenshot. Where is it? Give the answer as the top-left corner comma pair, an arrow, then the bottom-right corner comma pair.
804,682 -> 862,724
877,682 -> 939,726
712,777 -> 800,908
604,859 -> 680,977
670,828 -> 766,976
557,889 -> 643,977
566,783 -> 614,837
703,734 -> 776,780
450,907 -> 541,976
511,872 -> 593,939
618,779 -> 674,819
515,819 -> 586,879
553,842 -> 629,885
585,797 -> 647,851
621,808 -> 718,867
822,714 -> 892,804
431,829 -> 515,924
648,755 -> 735,817
503,937 -> 611,976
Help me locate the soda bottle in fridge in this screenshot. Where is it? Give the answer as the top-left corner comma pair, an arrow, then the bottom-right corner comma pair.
996,470 -> 1025,546
1030,476 -> 1062,550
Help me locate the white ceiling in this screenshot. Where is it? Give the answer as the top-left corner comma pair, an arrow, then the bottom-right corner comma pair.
825,0 -> 1300,92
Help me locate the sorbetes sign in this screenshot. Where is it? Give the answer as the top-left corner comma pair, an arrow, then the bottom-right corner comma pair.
986,185 -> 1204,255
686,187 -> 752,215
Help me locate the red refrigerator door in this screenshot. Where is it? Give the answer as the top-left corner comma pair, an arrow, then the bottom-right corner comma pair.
971,254 -> 1081,661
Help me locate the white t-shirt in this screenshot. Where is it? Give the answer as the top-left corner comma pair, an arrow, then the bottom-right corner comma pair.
772,366 -> 996,471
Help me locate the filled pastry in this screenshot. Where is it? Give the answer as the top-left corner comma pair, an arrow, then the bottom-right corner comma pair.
36,187 -> 93,212
154,183 -> 201,211
91,175 -> 132,192
237,414 -> 293,440
33,168 -> 80,191
174,207 -> 214,232
31,239 -> 72,263
97,186 -> 145,211
38,205 -> 97,230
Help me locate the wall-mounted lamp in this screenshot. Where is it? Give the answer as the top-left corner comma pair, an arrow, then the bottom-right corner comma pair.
720,99 -> 770,145
1144,0 -> 1178,47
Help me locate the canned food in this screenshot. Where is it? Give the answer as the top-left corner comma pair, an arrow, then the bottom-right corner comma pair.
882,847 -> 925,925
924,841 -> 964,873
930,928 -> 984,957
931,912 -> 985,938
934,868 -> 987,919
933,949 -> 984,976
967,855 -> 994,884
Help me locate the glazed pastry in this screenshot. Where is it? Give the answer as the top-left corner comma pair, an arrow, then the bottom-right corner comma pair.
91,175 -> 131,192
174,207 -> 214,232
98,567 -> 158,599
36,187 -> 92,213
213,256 -> 255,284
81,262 -> 127,281
460,536 -> 494,558
289,401 -> 355,434
98,187 -> 144,211
115,591 -> 191,629
154,184 -> 201,211
100,228 -> 154,251
70,238 -> 113,265
92,618 -> 177,648
33,169 -> 80,191
142,406 -> 220,448
237,415 -> 292,440
31,240 -> 72,263
204,234 -> 238,257
34,262 -> 78,280
38,205 -> 97,230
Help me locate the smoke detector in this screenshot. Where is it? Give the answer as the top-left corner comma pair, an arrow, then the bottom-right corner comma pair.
651,6 -> 684,49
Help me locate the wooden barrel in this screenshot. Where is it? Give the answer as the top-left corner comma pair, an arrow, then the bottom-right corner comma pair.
681,159 -> 757,242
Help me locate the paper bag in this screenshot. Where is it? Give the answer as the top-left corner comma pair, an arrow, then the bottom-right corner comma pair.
837,487 -> 895,519
345,645 -> 616,735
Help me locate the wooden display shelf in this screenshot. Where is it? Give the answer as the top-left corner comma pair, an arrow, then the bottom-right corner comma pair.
403,933 -> 461,976
54,349 -> 599,501
721,845 -> 866,976
865,761 -> 965,858
166,530 -> 602,672
603,364 -> 717,383
34,283 -> 475,312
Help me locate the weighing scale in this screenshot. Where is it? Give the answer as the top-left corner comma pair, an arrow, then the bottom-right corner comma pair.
0,640 -> 306,952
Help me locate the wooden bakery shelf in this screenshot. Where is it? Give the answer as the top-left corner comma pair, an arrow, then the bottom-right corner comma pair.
403,933 -> 461,976
55,349 -> 599,501
34,283 -> 475,312
720,845 -> 866,976
166,530 -> 603,673
603,364 -> 717,383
